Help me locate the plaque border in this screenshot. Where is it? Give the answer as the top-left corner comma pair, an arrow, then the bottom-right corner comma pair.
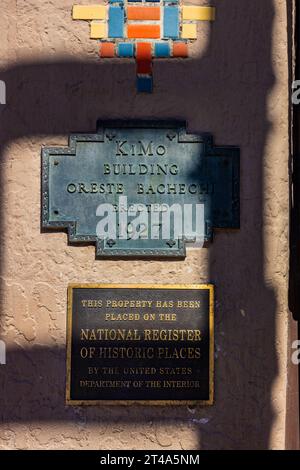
66,283 -> 214,406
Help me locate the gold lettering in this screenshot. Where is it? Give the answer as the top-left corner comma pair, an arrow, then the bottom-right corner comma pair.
143,329 -> 201,342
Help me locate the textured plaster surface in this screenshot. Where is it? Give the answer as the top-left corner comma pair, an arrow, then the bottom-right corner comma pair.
0,0 -> 295,450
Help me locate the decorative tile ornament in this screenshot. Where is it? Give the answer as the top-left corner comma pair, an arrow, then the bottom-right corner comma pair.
72,2 -> 216,92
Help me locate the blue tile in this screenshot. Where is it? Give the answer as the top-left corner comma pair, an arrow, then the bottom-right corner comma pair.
137,76 -> 153,93
146,0 -> 160,2
163,6 -> 179,39
128,0 -> 142,2
109,0 -> 124,3
108,6 -> 124,38
118,43 -> 134,57
154,42 -> 170,57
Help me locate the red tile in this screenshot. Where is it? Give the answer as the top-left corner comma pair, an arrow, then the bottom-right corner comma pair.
137,60 -> 152,75
173,42 -> 188,58
136,42 -> 152,60
100,42 -> 115,58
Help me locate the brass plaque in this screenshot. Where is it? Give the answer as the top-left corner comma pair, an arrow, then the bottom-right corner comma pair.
66,284 -> 214,405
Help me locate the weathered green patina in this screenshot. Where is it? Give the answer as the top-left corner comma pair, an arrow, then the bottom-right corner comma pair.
42,121 -> 239,258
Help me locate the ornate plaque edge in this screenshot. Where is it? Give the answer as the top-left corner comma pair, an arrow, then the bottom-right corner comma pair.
41,120 -> 240,259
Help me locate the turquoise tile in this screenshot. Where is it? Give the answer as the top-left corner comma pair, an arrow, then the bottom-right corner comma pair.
108,6 -> 124,38
163,6 -> 179,39
137,76 -> 153,93
118,43 -> 134,57
154,42 -> 170,57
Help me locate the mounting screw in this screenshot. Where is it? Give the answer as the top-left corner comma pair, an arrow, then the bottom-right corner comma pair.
107,239 -> 116,247
166,240 -> 176,248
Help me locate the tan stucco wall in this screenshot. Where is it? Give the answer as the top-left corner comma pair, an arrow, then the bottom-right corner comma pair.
0,0 -> 297,450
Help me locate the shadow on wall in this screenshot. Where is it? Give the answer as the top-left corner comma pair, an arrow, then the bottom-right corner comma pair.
0,0 -> 277,450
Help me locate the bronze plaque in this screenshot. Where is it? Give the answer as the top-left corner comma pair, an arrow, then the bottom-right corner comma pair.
66,284 -> 214,405
42,120 -> 240,258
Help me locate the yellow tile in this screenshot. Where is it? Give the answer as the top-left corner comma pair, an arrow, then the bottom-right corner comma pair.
182,6 -> 216,21
182,23 -> 197,40
90,21 -> 107,39
73,5 -> 106,20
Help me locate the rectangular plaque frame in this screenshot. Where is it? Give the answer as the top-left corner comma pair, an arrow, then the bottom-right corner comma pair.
66,283 -> 214,406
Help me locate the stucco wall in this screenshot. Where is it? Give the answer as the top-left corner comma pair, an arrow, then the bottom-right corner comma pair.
0,0 -> 296,450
